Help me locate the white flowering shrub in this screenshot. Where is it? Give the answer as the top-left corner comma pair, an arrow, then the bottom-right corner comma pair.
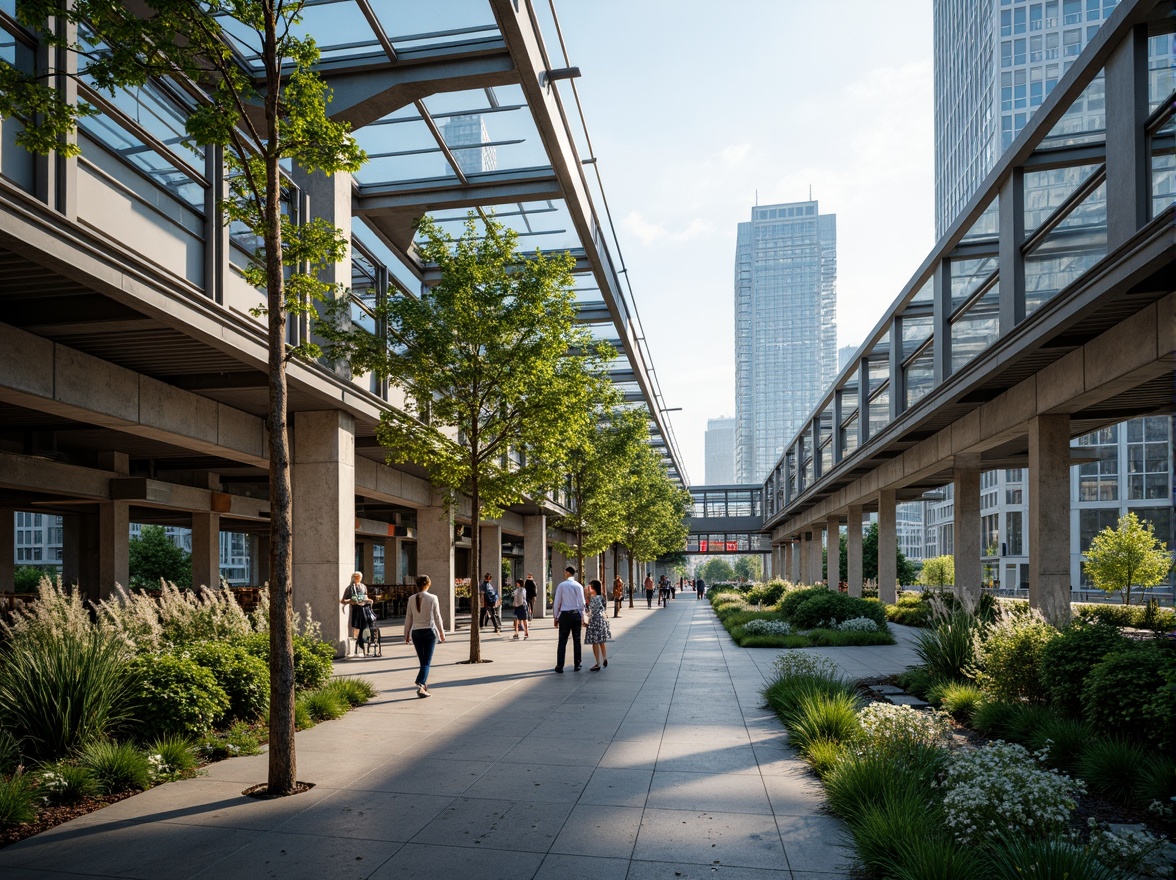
940,740 -> 1082,844
857,702 -> 952,750
771,651 -> 840,681
742,619 -> 792,635
836,617 -> 878,632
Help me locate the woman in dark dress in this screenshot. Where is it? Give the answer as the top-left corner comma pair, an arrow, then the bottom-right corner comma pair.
584,580 -> 612,671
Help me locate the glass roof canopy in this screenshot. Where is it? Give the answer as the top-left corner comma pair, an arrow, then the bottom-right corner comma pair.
289,0 -> 687,485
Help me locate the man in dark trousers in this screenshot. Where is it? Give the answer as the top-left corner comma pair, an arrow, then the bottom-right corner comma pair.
696,576 -> 706,600
524,572 -> 538,618
479,573 -> 501,633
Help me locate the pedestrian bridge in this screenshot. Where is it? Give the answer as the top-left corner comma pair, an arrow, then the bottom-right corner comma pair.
759,0 -> 1174,625
685,485 -> 772,555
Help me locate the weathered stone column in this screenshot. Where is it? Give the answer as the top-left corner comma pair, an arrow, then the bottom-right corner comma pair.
98,501 -> 129,598
0,509 -> 14,592
953,456 -> 982,606
789,539 -> 800,583
292,410 -> 355,654
524,515 -> 547,618
826,515 -> 841,589
798,532 -> 810,584
417,500 -> 455,632
479,523 -> 502,588
811,526 -> 825,584
191,511 -> 221,589
878,489 -> 898,603
1029,414 -> 1072,626
847,505 -> 864,598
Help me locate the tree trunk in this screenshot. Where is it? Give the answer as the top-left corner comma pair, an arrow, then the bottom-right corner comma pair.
262,8 -> 296,797
468,441 -> 482,662
627,550 -> 634,608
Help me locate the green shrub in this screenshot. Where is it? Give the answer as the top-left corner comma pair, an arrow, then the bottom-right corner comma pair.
293,700 -> 314,731
0,728 -> 20,775
237,632 -> 335,691
804,737 -> 848,778
787,692 -> 862,754
824,750 -> 941,823
1024,716 -> 1092,772
895,666 -> 935,700
1039,620 -> 1132,717
778,586 -> 830,621
971,699 -> 1018,738
763,654 -> 855,727
1078,737 -> 1152,807
973,613 -> 1058,703
200,721 -> 262,761
78,740 -> 153,793
803,628 -> 895,647
739,633 -> 807,649
130,653 -> 229,740
1134,753 -> 1175,806
0,772 -> 37,829
1082,644 -> 1176,749
0,628 -> 139,762
930,681 -> 983,722
745,579 -> 788,606
145,735 -> 198,779
788,591 -> 886,630
186,642 -> 269,725
879,835 -> 987,880
914,613 -> 977,684
325,677 -> 377,708
1074,602 -> 1176,631
1001,703 -> 1058,746
987,833 -> 1124,880
37,762 -> 98,804
885,593 -> 933,627
298,689 -> 347,722
849,788 -> 942,875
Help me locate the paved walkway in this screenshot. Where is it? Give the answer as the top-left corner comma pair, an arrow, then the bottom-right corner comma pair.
0,598 -> 920,880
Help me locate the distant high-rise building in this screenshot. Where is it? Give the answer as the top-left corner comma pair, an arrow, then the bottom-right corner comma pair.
705,417 -> 737,485
734,201 -> 837,483
837,344 -> 858,372
441,114 -> 497,177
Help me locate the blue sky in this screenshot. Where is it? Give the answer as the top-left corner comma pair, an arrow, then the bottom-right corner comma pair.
552,1 -> 936,482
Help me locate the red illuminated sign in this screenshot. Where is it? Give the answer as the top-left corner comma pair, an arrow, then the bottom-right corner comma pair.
699,540 -> 708,552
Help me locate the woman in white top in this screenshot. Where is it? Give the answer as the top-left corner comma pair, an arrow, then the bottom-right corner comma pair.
404,574 -> 445,697
341,571 -> 371,650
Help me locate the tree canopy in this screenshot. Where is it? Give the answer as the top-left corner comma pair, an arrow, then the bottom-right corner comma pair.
1083,512 -> 1172,605
861,522 -> 919,586
918,555 -> 955,589
129,526 -> 193,590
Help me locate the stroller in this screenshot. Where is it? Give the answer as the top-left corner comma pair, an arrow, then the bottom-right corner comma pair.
353,602 -> 381,657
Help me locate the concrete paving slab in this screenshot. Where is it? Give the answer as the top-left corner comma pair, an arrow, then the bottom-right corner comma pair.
271,789 -> 453,842
532,852 -> 631,880
596,739 -> 662,771
633,808 -> 789,871
655,739 -> 762,776
578,767 -> 654,807
365,841 -> 544,879
775,814 -> 854,874
409,796 -> 574,853
647,771 -> 773,815
193,829 -> 404,879
627,861 -> 791,879
548,804 -> 643,859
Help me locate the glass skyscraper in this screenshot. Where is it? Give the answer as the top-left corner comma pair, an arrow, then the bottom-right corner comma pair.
733,201 -> 837,484
705,417 -> 737,485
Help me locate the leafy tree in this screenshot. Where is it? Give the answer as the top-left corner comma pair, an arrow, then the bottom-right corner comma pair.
3,1 -> 366,795
616,441 -> 690,597
699,558 -> 735,583
1083,512 -> 1173,605
918,555 -> 955,589
128,525 -> 192,589
861,522 -> 918,586
733,555 -> 762,582
347,215 -> 611,663
13,566 -> 59,592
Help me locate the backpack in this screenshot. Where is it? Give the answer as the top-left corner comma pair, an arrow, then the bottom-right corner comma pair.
485,588 -> 498,606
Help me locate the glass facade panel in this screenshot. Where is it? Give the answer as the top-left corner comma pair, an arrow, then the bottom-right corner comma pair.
950,256 -> 998,311
841,414 -> 859,456
960,196 -> 999,241
1023,163 -> 1101,234
0,19 -> 36,190
1042,70 -> 1105,147
911,275 -> 934,303
1126,416 -> 1170,500
1079,507 -> 1120,551
1149,34 -> 1175,111
1024,180 -> 1107,315
904,346 -> 935,408
901,315 -> 933,354
868,384 -> 890,438
950,283 -> 1000,373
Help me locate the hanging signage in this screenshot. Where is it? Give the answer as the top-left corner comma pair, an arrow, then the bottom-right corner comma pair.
699,540 -> 708,552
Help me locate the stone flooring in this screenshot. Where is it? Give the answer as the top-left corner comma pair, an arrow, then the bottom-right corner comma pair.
0,597 -> 921,880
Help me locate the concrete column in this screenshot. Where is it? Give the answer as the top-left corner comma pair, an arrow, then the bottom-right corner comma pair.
252,533 -> 270,585
550,544 -> 567,611
1105,24 -> 1149,249
360,541 -> 376,584
0,509 -> 13,592
387,537 -> 402,583
479,523 -> 502,590
524,515 -> 547,618
292,410 -> 355,654
191,511 -> 221,589
292,167 -> 352,370
789,539 -> 800,583
811,527 -> 825,585
878,489 -> 898,603
798,533 -> 810,584
98,501 -> 129,598
847,505 -> 864,598
61,513 -> 81,588
827,515 -> 841,589
1029,414 -> 1072,626
417,501 -> 455,632
953,458 -> 982,606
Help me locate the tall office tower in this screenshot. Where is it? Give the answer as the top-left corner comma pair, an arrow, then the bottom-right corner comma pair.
705,417 -> 737,485
837,344 -> 858,372
933,0 -> 1172,238
734,201 -> 837,484
441,114 -> 497,177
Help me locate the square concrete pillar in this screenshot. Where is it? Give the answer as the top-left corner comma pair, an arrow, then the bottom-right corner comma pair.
387,537 -> 402,583
417,503 -> 455,632
479,523 -> 502,591
98,501 -> 129,598
953,459 -> 982,606
827,515 -> 841,588
61,513 -> 81,588
550,544 -> 567,604
798,533 -> 809,584
811,527 -> 825,585
292,410 -> 355,654
291,166 -> 352,372
252,533 -> 270,585
523,515 -> 547,618
877,489 -> 898,603
847,505 -> 864,597
0,509 -> 13,592
191,511 -> 221,589
360,540 -> 377,584
789,539 -> 800,583
1029,414 -> 1072,626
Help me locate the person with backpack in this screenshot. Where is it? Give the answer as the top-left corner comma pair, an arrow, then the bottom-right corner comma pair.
479,573 -> 501,633
511,578 -> 529,639
404,574 -> 445,697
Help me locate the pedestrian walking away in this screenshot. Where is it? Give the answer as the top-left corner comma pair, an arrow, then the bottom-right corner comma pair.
479,573 -> 501,633
511,578 -> 530,640
552,566 -> 586,672
524,573 -> 538,619
696,576 -> 706,600
612,574 -> 624,618
340,570 -> 373,653
404,574 -> 445,697
644,572 -> 655,608
585,579 -> 612,670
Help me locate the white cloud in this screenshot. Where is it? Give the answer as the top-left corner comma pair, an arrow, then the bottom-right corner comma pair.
620,212 -> 713,246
